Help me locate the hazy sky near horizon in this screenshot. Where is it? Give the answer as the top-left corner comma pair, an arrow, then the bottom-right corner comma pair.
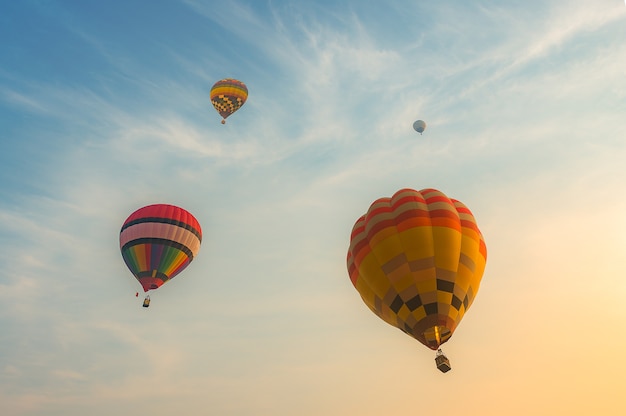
1,1 -> 626,415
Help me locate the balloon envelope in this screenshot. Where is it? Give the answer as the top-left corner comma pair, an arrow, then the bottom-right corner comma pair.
120,204 -> 202,292
347,188 -> 486,350
413,119 -> 426,134
210,78 -> 248,123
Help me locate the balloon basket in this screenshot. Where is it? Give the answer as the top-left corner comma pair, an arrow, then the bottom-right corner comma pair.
142,295 -> 150,308
435,349 -> 451,373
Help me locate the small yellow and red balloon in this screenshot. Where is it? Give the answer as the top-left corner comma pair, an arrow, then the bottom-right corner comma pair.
210,78 -> 248,124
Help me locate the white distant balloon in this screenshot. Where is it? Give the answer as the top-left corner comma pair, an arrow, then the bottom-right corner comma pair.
413,119 -> 426,135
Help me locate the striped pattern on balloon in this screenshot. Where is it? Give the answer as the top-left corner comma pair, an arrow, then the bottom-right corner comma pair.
120,204 -> 202,293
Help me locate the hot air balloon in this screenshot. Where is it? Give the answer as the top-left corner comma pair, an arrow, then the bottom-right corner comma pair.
210,78 -> 248,124
120,204 -> 202,307
346,188 -> 487,372
413,119 -> 426,135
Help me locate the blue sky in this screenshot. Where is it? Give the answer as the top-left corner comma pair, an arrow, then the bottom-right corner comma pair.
1,1 -> 626,415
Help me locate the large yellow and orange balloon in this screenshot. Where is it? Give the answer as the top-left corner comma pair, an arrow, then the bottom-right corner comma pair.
210,78 -> 248,124
347,188 -> 487,350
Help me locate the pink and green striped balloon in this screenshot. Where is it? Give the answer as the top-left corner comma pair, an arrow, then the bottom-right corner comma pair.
120,204 -> 202,293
